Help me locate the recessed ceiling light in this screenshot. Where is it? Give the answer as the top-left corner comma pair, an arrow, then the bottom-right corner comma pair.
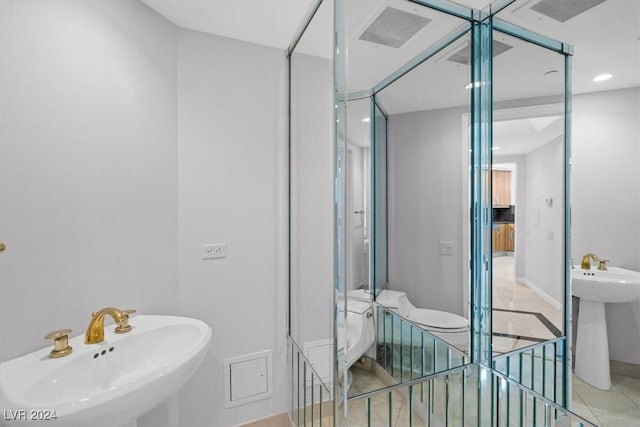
593,73 -> 613,82
492,147 -> 501,151
465,82 -> 481,90
362,117 -> 370,123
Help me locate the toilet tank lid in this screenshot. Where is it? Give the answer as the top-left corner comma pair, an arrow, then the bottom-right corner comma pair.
347,289 -> 372,301
375,289 -> 407,308
346,300 -> 371,314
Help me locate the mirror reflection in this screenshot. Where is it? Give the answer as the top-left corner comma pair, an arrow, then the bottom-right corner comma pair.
289,0 -> 334,390
491,31 -> 566,354
341,0 -> 473,399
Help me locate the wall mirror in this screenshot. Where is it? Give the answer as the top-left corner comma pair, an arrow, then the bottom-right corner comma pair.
288,0 -> 575,422
489,29 -> 567,355
337,0 -> 475,403
288,0 -> 334,390
333,0 -> 572,416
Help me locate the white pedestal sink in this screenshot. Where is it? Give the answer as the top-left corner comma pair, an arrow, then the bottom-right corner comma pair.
0,315 -> 211,426
573,266 -> 640,390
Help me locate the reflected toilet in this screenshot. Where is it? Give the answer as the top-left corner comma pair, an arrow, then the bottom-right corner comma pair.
349,289 -> 469,352
337,299 -> 375,391
377,290 -> 469,351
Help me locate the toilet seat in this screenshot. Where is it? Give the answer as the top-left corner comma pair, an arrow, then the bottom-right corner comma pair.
376,289 -> 469,333
406,309 -> 468,332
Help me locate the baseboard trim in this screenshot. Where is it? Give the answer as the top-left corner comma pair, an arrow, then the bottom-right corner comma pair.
239,412 -> 293,427
611,359 -> 640,379
515,277 -> 562,311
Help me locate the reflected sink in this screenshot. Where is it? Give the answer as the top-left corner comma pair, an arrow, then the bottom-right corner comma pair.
0,315 -> 211,427
572,266 -> 640,303
572,266 -> 640,391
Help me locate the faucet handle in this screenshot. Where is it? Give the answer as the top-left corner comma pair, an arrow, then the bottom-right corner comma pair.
114,309 -> 136,334
597,259 -> 610,271
44,329 -> 73,358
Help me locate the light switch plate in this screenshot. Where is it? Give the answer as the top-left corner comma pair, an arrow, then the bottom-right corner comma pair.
439,241 -> 454,256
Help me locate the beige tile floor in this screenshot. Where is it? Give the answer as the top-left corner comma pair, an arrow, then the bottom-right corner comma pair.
572,374 -> 640,427
344,367 -> 640,426
493,256 -> 640,427
492,255 -> 563,354
333,255 -> 640,426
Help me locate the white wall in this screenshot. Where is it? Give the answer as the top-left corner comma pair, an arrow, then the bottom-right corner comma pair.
387,107 -> 466,315
289,52 -> 334,347
571,88 -> 640,364
0,2 -> 290,425
386,88 -> 640,366
521,138 -> 564,304
0,0 -> 178,361
176,29 -> 287,426
348,144 -> 367,291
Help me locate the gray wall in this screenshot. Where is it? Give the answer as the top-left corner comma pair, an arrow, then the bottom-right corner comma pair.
0,2 -> 180,425
522,137 -> 564,304
0,2 -> 289,425
289,53 -> 334,347
176,29 -> 287,426
0,0 -> 179,361
571,88 -> 640,364
387,106 -> 467,315
387,88 -> 640,364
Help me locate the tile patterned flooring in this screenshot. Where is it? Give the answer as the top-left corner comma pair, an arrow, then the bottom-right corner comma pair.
346,368 -> 640,427
492,255 -> 563,354
339,256 -> 640,426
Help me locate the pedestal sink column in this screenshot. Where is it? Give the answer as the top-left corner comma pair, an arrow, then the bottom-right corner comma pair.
574,299 -> 611,390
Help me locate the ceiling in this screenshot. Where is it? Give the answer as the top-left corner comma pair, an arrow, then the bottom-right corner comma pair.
142,0 -> 639,94
494,115 -> 564,156
143,0 -> 638,114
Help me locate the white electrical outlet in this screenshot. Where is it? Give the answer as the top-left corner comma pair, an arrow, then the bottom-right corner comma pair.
202,243 -> 226,260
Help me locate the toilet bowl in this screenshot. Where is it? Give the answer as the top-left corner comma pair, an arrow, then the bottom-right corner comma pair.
376,290 -> 469,352
338,299 -> 375,369
336,298 -> 375,390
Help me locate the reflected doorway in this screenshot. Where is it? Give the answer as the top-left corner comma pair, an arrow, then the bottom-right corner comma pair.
491,109 -> 565,354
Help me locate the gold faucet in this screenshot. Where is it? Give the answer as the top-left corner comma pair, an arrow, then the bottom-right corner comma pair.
85,307 -> 136,344
581,253 -> 599,270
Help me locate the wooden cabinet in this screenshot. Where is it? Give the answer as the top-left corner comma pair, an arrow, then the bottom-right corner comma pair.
492,170 -> 511,206
505,224 -> 514,252
492,223 -> 515,253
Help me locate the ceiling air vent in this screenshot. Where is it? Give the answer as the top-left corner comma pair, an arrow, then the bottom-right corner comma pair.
359,7 -> 431,49
446,40 -> 513,66
529,0 -> 607,23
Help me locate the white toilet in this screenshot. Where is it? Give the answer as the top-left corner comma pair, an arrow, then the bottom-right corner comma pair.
376,289 -> 469,352
336,298 -> 375,390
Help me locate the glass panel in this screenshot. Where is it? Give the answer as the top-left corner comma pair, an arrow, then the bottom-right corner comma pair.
490,28 -> 567,361
375,26 -> 474,363
373,100 -> 387,298
326,1 -> 577,424
289,338 -> 333,426
288,0 -> 336,413
336,0 -> 478,407
343,363 -> 597,427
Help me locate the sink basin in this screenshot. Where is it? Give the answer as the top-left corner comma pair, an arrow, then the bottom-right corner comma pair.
0,315 -> 211,427
572,266 -> 640,390
572,266 -> 640,303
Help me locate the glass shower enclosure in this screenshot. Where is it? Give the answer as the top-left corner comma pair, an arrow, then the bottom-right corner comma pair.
287,0 -> 589,425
